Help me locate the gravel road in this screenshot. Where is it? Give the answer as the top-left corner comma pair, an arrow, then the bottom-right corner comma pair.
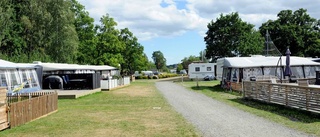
155,81 -> 314,137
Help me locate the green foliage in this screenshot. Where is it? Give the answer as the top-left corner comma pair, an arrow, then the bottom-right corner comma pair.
92,14 -> 125,67
152,51 -> 167,71
260,8 -> 320,57
70,0 -> 96,64
181,55 -> 200,70
176,64 -> 183,73
204,12 -> 264,62
0,0 -> 78,63
0,0 -> 151,71
119,28 -> 148,75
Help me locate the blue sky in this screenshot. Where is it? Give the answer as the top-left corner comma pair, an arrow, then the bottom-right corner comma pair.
78,0 -> 320,65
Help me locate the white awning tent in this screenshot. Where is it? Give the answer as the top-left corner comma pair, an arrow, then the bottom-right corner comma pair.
0,59 -> 36,69
31,62 -> 117,71
221,56 -> 320,68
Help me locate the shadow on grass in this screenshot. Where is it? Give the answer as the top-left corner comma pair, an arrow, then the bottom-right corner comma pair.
229,98 -> 320,123
191,84 -> 224,91
191,85 -> 241,96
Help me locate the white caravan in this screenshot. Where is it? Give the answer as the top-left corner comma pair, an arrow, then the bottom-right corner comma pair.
188,63 -> 215,79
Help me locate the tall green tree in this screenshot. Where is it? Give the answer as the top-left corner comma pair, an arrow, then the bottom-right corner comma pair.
204,12 -> 264,62
70,0 -> 96,64
260,8 -> 320,57
0,0 -> 78,63
46,0 -> 78,63
119,28 -> 148,75
152,51 -> 166,71
95,14 -> 124,67
0,0 -> 13,48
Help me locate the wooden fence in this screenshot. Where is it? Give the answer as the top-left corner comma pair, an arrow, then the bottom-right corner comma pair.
243,81 -> 320,113
0,89 -> 58,130
0,87 -> 8,130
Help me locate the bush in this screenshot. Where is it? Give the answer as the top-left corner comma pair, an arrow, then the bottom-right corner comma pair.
153,75 -> 159,79
136,76 -> 143,79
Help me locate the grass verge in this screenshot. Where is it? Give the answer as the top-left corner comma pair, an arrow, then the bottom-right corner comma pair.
179,80 -> 320,136
0,80 -> 198,137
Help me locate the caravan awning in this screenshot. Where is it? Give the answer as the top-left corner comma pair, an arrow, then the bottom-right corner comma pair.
33,62 -> 117,71
222,56 -> 320,68
0,59 -> 36,69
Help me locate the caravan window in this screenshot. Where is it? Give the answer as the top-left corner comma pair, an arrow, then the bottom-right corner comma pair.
207,67 -> 211,71
0,70 -> 7,87
291,66 -> 304,78
304,66 -> 317,78
195,67 -> 200,72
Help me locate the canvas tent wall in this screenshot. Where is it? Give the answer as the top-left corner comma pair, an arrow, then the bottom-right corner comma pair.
188,63 -> 215,79
218,56 -> 320,85
32,62 -> 118,90
0,59 -> 41,93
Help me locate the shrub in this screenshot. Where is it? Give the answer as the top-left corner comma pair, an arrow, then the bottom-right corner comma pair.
136,76 -> 143,79
153,75 -> 159,79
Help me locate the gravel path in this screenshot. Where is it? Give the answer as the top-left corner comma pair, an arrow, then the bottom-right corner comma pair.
155,81 -> 313,137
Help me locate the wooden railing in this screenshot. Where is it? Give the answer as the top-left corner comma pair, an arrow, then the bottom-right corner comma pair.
0,87 -> 8,130
0,91 -> 58,129
8,91 -> 58,128
243,81 -> 320,113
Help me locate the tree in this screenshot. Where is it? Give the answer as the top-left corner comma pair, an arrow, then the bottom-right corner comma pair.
94,14 -> 124,67
152,51 -> 166,71
260,8 -> 320,57
204,12 -> 264,62
46,0 -> 79,63
176,63 -> 183,73
0,0 -> 78,63
119,28 -> 148,75
70,0 -> 96,64
181,55 -> 200,71
199,50 -> 209,63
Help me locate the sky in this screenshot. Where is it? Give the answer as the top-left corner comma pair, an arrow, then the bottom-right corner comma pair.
78,0 -> 320,65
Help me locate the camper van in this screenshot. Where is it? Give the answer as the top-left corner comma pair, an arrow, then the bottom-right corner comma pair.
188,63 -> 215,79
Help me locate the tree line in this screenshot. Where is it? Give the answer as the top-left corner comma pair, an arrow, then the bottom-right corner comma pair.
0,0 -> 152,75
204,8 -> 320,62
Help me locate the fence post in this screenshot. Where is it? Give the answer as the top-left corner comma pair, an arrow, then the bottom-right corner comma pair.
306,88 -> 310,111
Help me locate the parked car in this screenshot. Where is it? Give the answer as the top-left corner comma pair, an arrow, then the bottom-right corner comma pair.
204,75 -> 215,81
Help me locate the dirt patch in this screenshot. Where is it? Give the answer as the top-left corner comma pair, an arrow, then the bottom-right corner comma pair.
112,85 -> 155,97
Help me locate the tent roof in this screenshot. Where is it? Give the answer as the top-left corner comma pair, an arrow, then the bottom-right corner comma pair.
221,56 -> 320,68
33,62 -> 117,71
0,59 -> 36,69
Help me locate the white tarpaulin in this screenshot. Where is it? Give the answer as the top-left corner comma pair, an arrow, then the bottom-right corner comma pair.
222,56 -> 320,68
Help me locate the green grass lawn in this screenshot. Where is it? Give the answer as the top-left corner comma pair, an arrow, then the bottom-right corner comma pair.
0,80 -> 198,137
179,80 -> 320,136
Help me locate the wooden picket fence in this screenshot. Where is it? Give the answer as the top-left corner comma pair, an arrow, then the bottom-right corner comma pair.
243,81 -> 320,113
0,88 -> 58,130
0,88 -> 8,130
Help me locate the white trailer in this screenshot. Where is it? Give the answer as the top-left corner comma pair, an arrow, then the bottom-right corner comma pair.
188,63 -> 215,79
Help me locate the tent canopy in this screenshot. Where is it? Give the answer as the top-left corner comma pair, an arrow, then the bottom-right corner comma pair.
33,62 -> 117,71
222,56 -> 320,68
0,59 -> 36,69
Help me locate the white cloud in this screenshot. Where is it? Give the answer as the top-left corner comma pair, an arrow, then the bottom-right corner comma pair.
78,0 -> 320,41
78,0 -> 207,41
